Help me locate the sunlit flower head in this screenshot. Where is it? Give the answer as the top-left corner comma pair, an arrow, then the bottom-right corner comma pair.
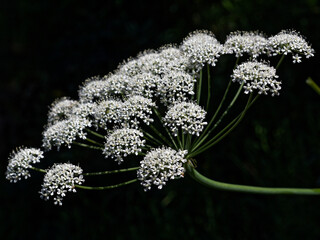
47,97 -> 79,126
137,147 -> 188,191
231,61 -> 281,96
267,30 -> 315,63
103,128 -> 145,164
224,31 -> 268,58
163,101 -> 207,136
42,116 -> 92,150
181,30 -> 223,72
39,163 -> 84,206
6,147 -> 44,183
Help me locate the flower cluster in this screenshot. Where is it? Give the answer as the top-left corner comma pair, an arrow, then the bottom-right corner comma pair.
6,148 -> 44,182
39,163 -> 84,206
267,30 -> 314,63
164,102 -> 207,136
231,61 -> 281,96
103,128 -> 145,164
137,147 -> 187,191
42,116 -> 92,150
181,30 -> 224,72
6,29 -> 315,205
47,97 -> 79,126
224,31 -> 268,58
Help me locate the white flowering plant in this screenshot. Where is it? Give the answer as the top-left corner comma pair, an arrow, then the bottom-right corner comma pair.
6,29 -> 320,206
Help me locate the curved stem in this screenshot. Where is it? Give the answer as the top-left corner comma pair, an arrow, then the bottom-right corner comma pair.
75,178 -> 138,190
186,163 -> 320,195
83,167 -> 139,176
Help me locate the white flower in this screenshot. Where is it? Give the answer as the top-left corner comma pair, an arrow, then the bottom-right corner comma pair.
78,76 -> 110,102
231,61 -> 281,96
181,30 -> 223,72
156,71 -> 196,105
103,128 -> 145,164
39,163 -> 84,206
124,95 -> 156,128
6,147 -> 44,183
42,116 -> 92,150
47,97 -> 79,126
267,30 -> 315,63
127,73 -> 161,99
224,31 -> 268,58
93,99 -> 126,130
163,102 -> 207,136
72,102 -> 97,119
137,147 -> 187,191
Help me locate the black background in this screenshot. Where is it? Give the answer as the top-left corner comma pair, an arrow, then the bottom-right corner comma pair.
1,0 -> 320,239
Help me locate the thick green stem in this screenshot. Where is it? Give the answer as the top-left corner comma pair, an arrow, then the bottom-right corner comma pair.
186,163 -> 320,195
306,77 -> 320,95
75,179 -> 138,190
83,167 -> 139,176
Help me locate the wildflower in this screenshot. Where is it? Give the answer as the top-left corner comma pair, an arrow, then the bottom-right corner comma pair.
267,30 -> 315,63
137,147 -> 187,191
156,71 -> 196,105
78,76 -> 110,102
127,72 -> 160,99
181,30 -> 223,72
163,101 -> 207,136
224,31 -> 268,58
103,128 -> 145,164
124,95 -> 155,128
93,99 -> 126,130
39,163 -> 84,206
231,61 -> 281,96
6,147 -> 44,182
42,116 -> 92,150
47,97 -> 79,126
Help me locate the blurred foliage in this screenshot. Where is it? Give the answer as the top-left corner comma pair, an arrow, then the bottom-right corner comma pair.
1,0 -> 320,239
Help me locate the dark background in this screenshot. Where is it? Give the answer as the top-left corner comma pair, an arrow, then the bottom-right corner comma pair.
1,0 -> 320,239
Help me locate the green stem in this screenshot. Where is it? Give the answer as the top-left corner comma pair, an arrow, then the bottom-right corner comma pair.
75,179 -> 138,190
189,93 -> 256,158
191,82 -> 244,152
206,64 -> 211,111
197,69 -> 203,104
85,128 -> 105,139
86,138 -> 104,147
31,167 -> 46,173
83,167 -> 139,176
141,129 -> 164,146
152,107 -> 179,149
73,141 -> 104,150
306,77 -> 320,95
186,163 -> 320,195
276,54 -> 285,69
